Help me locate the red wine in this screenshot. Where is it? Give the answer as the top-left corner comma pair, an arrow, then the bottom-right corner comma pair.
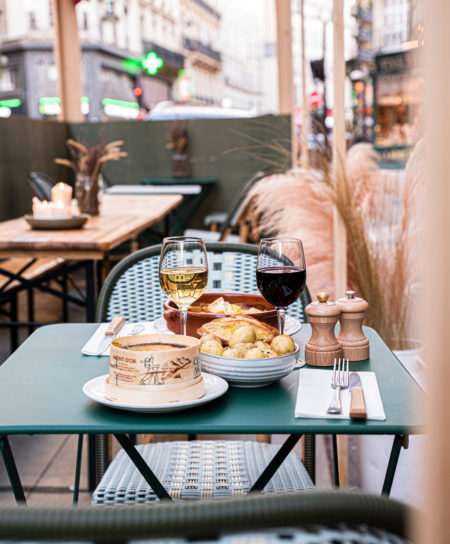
256,266 -> 306,308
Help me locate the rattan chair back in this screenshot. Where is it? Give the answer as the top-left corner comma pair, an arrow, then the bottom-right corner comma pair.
96,242 -> 311,323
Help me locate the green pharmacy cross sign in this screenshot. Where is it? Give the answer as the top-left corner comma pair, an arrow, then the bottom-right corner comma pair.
141,51 -> 164,75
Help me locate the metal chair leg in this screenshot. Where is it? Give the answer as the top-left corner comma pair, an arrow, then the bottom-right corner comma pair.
303,434 -> 316,484
332,434 -> 340,487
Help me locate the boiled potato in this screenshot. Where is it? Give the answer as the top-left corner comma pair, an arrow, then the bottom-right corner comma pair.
271,334 -> 295,355
200,333 -> 221,346
229,326 -> 256,347
262,349 -> 279,358
244,347 -> 265,359
232,342 -> 255,354
255,340 -> 271,351
201,340 -> 224,356
222,347 -> 244,358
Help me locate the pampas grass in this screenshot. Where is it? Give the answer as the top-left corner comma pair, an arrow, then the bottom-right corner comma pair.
243,142 -> 422,350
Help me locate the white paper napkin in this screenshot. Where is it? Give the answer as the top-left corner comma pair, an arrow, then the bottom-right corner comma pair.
295,368 -> 386,420
81,322 -> 173,356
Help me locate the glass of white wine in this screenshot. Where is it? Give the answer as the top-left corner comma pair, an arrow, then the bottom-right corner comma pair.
159,236 -> 208,336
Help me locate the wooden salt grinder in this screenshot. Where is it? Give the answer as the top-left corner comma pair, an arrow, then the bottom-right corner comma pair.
337,290 -> 369,361
305,292 -> 343,367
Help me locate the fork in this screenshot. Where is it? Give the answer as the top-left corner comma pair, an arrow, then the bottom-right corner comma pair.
326,358 -> 349,414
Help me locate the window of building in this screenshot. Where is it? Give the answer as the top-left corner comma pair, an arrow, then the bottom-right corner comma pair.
82,12 -> 89,31
29,12 -> 37,31
104,0 -> 115,17
48,0 -> 53,27
0,66 -> 17,93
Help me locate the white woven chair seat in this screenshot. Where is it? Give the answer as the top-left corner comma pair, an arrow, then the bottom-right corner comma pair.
93,440 -> 314,505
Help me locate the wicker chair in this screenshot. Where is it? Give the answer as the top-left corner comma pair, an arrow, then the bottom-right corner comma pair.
0,491 -> 411,543
27,172 -> 55,201
96,241 -> 310,323
183,169 -> 272,243
93,242 -> 312,504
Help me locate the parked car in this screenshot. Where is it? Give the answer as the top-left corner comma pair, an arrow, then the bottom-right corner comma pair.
147,101 -> 256,121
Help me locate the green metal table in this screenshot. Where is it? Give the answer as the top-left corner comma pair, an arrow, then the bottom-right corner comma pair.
0,324 -> 424,504
140,177 -> 217,235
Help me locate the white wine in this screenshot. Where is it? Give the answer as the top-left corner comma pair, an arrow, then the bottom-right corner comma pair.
159,266 -> 208,307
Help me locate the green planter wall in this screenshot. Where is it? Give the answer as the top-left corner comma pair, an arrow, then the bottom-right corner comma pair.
0,115 -> 291,226
0,117 -> 69,220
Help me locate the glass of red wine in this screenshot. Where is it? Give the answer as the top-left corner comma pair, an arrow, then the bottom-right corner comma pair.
256,237 -> 306,335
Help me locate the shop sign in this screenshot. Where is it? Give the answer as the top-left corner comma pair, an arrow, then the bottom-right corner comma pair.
39,96 -> 89,116
376,50 -> 416,74
141,52 -> 164,76
176,69 -> 195,102
102,97 -> 139,119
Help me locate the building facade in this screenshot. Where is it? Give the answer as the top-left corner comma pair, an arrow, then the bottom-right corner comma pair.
371,0 -> 423,165
0,0 -> 279,119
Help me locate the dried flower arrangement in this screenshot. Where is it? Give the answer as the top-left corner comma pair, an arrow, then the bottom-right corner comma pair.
55,139 -> 127,215
242,141 -> 422,350
166,123 -> 190,177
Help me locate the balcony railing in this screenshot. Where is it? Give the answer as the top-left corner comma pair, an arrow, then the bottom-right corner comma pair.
191,0 -> 221,20
183,37 -> 221,63
351,5 -> 372,23
143,41 -> 184,69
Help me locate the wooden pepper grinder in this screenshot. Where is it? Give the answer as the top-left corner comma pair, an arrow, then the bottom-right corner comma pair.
305,292 -> 343,367
336,290 -> 369,361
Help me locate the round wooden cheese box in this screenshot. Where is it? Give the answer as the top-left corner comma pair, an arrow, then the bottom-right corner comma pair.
106,333 -> 204,404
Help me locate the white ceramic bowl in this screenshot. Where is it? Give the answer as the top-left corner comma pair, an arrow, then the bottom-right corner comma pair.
200,343 -> 299,388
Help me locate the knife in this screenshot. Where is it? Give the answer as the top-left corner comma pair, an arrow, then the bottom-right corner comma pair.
95,316 -> 126,355
349,372 -> 367,420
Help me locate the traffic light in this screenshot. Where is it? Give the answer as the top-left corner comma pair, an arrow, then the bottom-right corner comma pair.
133,86 -> 143,98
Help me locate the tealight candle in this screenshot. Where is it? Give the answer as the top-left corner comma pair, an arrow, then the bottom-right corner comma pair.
51,182 -> 72,207
32,197 -> 51,219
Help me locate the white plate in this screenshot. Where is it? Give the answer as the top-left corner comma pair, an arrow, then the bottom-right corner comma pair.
82,372 -> 228,413
152,315 -> 302,336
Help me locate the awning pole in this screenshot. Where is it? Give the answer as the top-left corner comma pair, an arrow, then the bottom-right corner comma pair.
300,0 -> 309,168
275,0 -> 296,167
332,0 -> 348,489
52,0 -> 83,122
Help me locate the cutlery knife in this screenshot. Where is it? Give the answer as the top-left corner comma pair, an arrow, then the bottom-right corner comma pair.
96,316 -> 126,355
349,372 -> 367,420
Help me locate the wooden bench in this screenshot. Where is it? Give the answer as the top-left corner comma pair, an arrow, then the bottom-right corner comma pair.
0,258 -> 66,351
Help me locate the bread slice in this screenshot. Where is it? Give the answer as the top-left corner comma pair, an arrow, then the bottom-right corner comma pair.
198,314 -> 279,344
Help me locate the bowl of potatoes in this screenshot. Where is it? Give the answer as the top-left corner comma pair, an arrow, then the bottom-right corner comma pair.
199,321 -> 299,388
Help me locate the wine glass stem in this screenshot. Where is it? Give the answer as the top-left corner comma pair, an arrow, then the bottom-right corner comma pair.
180,306 -> 188,335
277,308 -> 286,335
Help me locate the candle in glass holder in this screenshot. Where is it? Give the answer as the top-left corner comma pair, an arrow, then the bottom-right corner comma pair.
51,182 -> 72,207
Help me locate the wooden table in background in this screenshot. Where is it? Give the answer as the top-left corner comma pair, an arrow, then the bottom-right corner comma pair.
0,194 -> 183,320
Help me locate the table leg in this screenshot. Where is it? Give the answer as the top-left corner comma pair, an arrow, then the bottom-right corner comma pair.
164,214 -> 171,237
0,435 -> 26,504
250,434 -> 303,492
10,294 -> 19,352
73,434 -> 83,504
85,261 -> 96,322
382,434 -> 406,496
114,434 -> 172,501
332,435 -> 340,487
